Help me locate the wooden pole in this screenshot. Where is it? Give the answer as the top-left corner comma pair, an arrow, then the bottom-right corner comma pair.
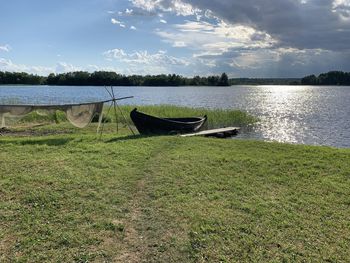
98,103 -> 112,139
102,86 -> 135,136
113,98 -> 136,135
111,87 -> 119,133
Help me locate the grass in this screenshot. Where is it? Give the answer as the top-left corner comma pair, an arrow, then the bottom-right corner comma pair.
17,104 -> 257,129
0,123 -> 350,262
117,105 -> 257,128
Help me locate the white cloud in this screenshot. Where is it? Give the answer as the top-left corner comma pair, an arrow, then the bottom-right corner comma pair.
333,0 -> 350,6
173,41 -> 186,47
111,18 -> 126,28
119,0 -> 350,76
86,64 -> 122,72
130,0 -> 201,16
1,59 -> 123,76
170,0 -> 200,16
230,50 -> 280,69
160,19 -> 167,23
104,49 -> 126,61
0,44 -> 11,52
102,48 -> 191,75
130,0 -> 350,52
103,48 -> 189,66
0,58 -> 53,75
55,62 -> 81,73
111,18 -> 120,24
125,8 -> 134,14
130,25 -> 137,30
333,0 -> 350,18
130,0 -> 160,12
157,20 -> 276,56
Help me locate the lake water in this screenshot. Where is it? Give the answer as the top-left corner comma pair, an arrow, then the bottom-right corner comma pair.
0,85 -> 349,148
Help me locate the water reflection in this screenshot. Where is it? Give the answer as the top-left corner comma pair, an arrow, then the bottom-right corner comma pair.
0,85 -> 349,148
250,86 -> 314,144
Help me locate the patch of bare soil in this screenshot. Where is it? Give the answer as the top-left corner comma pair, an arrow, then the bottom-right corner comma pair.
0,123 -> 73,137
0,127 -> 73,137
115,179 -> 147,263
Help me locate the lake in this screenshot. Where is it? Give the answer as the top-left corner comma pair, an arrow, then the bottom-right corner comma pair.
0,85 -> 349,148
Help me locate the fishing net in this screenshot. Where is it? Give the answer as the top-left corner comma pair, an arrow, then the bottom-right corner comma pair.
66,103 -> 104,128
0,102 -> 104,128
0,106 -> 33,128
35,109 -> 57,116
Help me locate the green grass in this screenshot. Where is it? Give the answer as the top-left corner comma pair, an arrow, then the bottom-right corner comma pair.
1,124 -> 350,262
17,104 -> 257,129
118,105 -> 257,128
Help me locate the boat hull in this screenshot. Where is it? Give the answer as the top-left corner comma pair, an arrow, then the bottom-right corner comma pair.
130,108 -> 207,135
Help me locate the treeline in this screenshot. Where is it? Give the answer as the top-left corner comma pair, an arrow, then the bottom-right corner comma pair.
301,71 -> 350,85
230,78 -> 300,85
46,71 -> 230,86
2,70 -> 350,86
0,71 -> 45,85
0,71 -> 230,86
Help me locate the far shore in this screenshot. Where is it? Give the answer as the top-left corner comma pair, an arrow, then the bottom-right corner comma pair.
1,70 -> 350,86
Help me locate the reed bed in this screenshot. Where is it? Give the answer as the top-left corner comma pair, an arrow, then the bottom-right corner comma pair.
18,104 -> 257,129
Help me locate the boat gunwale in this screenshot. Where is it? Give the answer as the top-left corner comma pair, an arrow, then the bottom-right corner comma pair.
131,108 -> 207,125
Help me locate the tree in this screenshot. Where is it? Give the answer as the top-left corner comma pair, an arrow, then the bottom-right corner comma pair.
301,74 -> 318,85
218,73 -> 229,86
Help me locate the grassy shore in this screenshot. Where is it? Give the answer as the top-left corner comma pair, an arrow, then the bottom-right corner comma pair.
116,105 -> 257,128
1,116 -> 350,262
19,104 -> 257,129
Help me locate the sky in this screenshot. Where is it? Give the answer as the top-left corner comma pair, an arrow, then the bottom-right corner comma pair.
1,0 -> 350,78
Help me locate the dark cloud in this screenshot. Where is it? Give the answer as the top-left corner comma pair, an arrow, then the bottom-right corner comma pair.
130,0 -> 350,76
177,0 -> 350,51
228,49 -> 350,77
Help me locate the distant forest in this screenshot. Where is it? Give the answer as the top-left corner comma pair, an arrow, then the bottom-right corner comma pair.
1,70 -> 350,86
0,71 -> 230,86
301,71 -> 350,85
230,78 -> 300,85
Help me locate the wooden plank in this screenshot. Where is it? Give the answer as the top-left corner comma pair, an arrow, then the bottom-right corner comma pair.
181,127 -> 240,137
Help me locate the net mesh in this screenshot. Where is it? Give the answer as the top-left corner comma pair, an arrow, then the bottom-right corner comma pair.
0,102 -> 104,128
0,106 -> 33,128
66,103 -> 103,128
36,109 -> 57,116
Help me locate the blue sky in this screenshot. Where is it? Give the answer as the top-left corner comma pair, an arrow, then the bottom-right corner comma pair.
1,0 -> 350,77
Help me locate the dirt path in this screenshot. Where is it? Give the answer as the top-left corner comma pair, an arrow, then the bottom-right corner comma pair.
0,126 -> 73,137
115,178 -> 147,262
115,138 -> 181,263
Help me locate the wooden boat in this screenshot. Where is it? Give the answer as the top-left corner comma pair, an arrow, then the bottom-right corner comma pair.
130,108 -> 207,135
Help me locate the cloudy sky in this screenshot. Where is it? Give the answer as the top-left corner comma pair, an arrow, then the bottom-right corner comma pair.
1,0 -> 350,77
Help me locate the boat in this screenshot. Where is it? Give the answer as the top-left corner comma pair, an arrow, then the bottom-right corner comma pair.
130,108 -> 207,135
